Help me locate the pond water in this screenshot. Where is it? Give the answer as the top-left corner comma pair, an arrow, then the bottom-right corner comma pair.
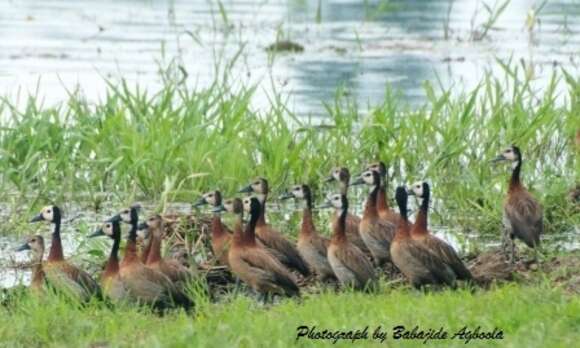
1,0 -> 579,115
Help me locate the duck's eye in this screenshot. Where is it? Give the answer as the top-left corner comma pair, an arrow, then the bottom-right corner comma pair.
47,209 -> 52,214
208,193 -> 214,197
506,149 -> 512,153
106,224 -> 111,228
30,238 -> 36,242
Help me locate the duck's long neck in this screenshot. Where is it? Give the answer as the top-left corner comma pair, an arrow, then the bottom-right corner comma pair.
31,255 -> 44,287
377,175 -> 390,211
212,214 -> 226,238
413,192 -> 430,235
509,160 -> 522,192
396,199 -> 411,238
47,218 -> 64,262
232,214 -> 245,245
244,209 -> 259,245
123,222 -> 139,264
332,196 -> 348,243
363,182 -> 379,218
140,238 -> 152,263
300,195 -> 315,236
146,229 -> 163,265
105,233 -> 121,276
257,194 -> 267,227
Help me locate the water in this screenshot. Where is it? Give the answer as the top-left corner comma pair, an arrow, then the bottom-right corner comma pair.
1,0 -> 579,115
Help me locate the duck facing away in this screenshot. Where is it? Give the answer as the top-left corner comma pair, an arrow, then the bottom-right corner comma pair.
492,145 -> 543,264
227,197 -> 299,302
281,184 -> 336,282
16,235 -> 46,294
89,220 -> 128,302
325,167 -> 371,256
239,177 -> 310,277
366,161 -> 401,224
352,170 -> 396,267
194,190 -> 232,266
408,181 -> 472,281
139,214 -> 195,284
390,187 -> 456,289
111,207 -> 192,309
323,193 -> 376,291
30,206 -> 100,302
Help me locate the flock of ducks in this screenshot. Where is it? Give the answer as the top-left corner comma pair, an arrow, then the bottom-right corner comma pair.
15,145 -> 543,308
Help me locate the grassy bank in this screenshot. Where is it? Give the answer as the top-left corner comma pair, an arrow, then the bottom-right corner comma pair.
0,64 -> 578,239
1,277 -> 578,347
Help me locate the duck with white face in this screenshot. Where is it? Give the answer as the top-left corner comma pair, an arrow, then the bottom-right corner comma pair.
195,190 -> 232,267
280,184 -> 336,282
365,161 -> 398,221
492,145 -> 543,264
15,235 -> 46,293
319,192 -> 376,291
407,181 -> 472,281
29,205 -> 101,302
225,196 -> 299,302
89,220 -> 128,302
390,186 -> 456,289
323,167 -> 371,257
351,170 -> 396,268
238,177 -> 311,277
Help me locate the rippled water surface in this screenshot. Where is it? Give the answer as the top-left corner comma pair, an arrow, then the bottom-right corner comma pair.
1,0 -> 579,114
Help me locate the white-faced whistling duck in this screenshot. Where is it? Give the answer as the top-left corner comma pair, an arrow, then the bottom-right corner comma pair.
138,214 -> 195,284
89,220 -> 127,302
366,161 -> 401,224
280,184 -> 336,282
194,190 -> 232,266
324,167 -> 372,256
224,197 -> 299,302
408,181 -> 472,281
390,187 -> 456,289
15,235 -> 45,294
492,145 -> 543,264
321,193 -> 376,291
351,170 -> 396,267
111,207 -> 192,309
239,178 -> 310,277
30,206 -> 101,301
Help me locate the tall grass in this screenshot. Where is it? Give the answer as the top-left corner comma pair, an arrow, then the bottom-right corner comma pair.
0,63 -> 577,238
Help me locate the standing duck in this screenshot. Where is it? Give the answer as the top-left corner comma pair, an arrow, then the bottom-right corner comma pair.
492,145 -> 543,264
280,184 -> 336,282
390,187 -> 456,289
224,197 -> 299,301
111,207 -> 192,309
194,190 -> 232,266
366,161 -> 400,224
30,206 -> 100,301
239,178 -> 310,277
322,192 -> 376,291
351,170 -> 396,267
138,214 -> 195,284
408,181 -> 472,280
89,220 -> 127,302
324,167 -> 371,256
15,235 -> 45,294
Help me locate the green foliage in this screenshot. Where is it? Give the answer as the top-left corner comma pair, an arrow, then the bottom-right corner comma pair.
0,65 -> 577,238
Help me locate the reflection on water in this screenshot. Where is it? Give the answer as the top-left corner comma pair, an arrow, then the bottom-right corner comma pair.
0,0 -> 579,115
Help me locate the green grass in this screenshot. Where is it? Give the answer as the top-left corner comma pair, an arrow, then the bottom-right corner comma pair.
0,62 -> 578,240
1,279 -> 578,347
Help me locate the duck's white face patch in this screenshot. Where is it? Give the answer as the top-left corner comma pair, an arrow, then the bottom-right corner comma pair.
103,222 -> 114,236
203,191 -> 217,206
120,209 -> 131,223
361,171 -> 374,185
502,147 -> 518,161
327,194 -> 343,209
292,185 -> 305,199
41,206 -> 54,222
411,182 -> 424,197
242,197 -> 253,213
